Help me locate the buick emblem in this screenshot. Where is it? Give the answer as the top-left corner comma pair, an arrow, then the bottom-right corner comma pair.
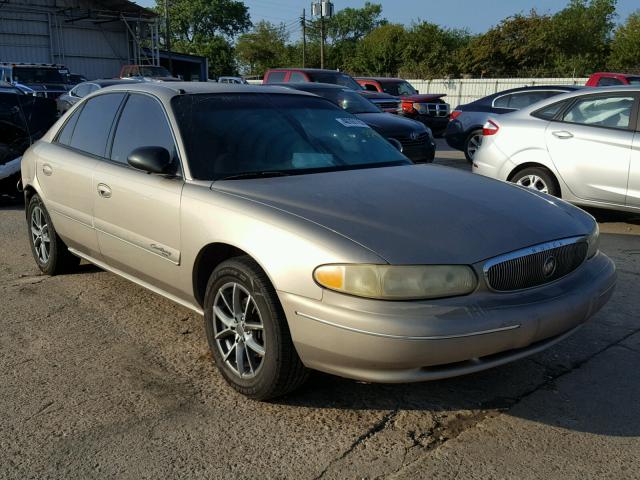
410,132 -> 419,140
542,256 -> 557,278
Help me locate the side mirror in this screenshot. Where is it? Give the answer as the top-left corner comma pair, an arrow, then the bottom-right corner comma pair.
415,89 -> 420,94
127,146 -> 174,174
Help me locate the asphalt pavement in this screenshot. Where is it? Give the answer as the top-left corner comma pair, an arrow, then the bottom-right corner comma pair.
1,142 -> 639,479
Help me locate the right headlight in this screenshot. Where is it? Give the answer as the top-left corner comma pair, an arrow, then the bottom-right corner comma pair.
586,223 -> 599,259
313,264 -> 478,300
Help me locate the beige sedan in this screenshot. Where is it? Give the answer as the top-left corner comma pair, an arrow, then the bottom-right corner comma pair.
21,83 -> 615,400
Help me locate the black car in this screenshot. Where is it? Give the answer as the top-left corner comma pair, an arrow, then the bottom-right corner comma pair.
445,85 -> 582,161
56,78 -> 141,115
0,63 -> 72,99
0,83 -> 58,195
273,82 -> 436,163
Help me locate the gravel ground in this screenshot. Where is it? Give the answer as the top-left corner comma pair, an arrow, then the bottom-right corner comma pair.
1,142 -> 640,479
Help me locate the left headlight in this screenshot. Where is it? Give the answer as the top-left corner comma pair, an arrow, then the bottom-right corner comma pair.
313,264 -> 478,300
587,223 -> 599,259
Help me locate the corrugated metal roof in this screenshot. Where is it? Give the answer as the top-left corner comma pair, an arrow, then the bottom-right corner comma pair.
95,0 -> 156,17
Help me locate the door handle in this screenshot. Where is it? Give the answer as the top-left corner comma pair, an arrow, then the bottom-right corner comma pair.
552,130 -> 574,139
42,164 -> 53,176
97,183 -> 112,198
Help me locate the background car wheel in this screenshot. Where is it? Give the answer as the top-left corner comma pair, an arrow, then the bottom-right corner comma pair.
464,130 -> 483,162
27,194 -> 80,275
510,167 -> 560,197
203,256 -> 308,400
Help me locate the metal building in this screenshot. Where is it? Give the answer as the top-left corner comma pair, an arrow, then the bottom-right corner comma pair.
0,0 -> 162,80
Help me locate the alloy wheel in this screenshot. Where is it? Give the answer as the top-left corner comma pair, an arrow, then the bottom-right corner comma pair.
30,206 -> 50,264
466,134 -> 483,159
516,175 -> 549,194
213,282 -> 266,379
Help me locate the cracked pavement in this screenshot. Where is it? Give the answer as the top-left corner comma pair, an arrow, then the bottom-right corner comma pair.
2,144 -> 640,479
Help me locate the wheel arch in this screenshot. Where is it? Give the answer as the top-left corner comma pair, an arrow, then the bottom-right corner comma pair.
507,162 -> 562,197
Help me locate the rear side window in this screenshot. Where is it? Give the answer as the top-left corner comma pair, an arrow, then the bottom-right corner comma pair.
532,101 -> 568,120
67,93 -> 125,156
562,95 -> 634,129
266,71 -> 287,83
110,94 -> 177,165
597,77 -> 623,86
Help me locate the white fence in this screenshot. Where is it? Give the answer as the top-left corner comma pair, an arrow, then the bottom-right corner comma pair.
407,78 -> 588,107
249,77 -> 589,106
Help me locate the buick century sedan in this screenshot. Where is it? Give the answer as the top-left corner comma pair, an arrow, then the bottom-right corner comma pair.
21,83 -> 616,400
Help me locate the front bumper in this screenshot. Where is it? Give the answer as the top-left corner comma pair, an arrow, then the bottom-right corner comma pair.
402,140 -> 436,164
279,252 -> 616,383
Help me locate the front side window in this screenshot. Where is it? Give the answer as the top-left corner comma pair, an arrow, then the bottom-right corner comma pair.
171,93 -> 409,180
562,95 -> 634,129
110,94 -> 177,165
66,93 -> 125,156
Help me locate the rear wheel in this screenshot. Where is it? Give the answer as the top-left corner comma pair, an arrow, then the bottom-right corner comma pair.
203,256 -> 308,400
27,194 -> 80,275
510,167 -> 560,197
464,130 -> 483,162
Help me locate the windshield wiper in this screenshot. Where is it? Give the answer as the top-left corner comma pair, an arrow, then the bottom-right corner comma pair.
216,171 -> 292,181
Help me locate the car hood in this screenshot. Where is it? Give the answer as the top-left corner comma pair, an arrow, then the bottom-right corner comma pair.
402,94 -> 447,102
211,165 -> 594,265
355,112 -> 426,136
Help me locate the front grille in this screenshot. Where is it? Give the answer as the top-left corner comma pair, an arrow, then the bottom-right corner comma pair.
396,132 -> 430,147
484,238 -> 588,291
372,100 -> 400,111
418,102 -> 450,117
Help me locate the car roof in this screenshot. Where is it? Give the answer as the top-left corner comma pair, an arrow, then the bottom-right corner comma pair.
98,81 -> 317,102
469,85 -> 582,105
82,79 -> 141,87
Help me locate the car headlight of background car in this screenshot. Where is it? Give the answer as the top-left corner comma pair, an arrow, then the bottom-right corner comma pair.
314,264 -> 477,300
587,224 -> 599,259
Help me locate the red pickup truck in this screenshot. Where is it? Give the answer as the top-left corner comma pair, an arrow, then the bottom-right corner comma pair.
585,72 -> 640,87
356,77 -> 450,137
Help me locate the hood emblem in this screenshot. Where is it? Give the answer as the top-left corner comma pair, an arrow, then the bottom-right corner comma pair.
542,255 -> 557,278
410,132 -> 420,140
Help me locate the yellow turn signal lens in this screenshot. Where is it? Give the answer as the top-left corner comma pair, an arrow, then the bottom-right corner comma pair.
314,265 -> 344,290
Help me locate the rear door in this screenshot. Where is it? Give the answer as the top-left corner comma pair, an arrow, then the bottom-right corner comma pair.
92,92 -> 184,295
545,92 -> 637,205
36,93 -> 125,256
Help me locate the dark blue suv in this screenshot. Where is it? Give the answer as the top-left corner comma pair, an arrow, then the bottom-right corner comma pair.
445,85 -> 581,162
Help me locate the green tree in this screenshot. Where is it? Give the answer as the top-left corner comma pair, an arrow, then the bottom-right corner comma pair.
156,0 -> 251,78
609,11 -> 640,70
348,24 -> 408,76
236,21 -> 290,76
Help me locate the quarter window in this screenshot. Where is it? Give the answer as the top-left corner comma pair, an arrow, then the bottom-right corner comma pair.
562,96 -> 634,129
532,101 -> 567,120
110,94 -> 177,165
67,93 -> 125,156
56,106 -> 83,146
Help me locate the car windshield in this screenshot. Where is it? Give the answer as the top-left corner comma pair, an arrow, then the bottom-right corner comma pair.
380,81 -> 417,96
311,88 -> 380,114
309,72 -> 363,90
13,67 -> 68,84
172,93 -> 409,180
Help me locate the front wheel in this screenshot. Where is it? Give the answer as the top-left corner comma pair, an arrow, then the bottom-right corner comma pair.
203,256 -> 308,400
510,167 -> 560,197
27,194 -> 80,275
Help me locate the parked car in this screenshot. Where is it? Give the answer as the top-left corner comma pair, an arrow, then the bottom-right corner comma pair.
356,77 -> 450,137
446,85 -> 582,162
273,82 -> 435,163
68,73 -> 88,85
218,76 -> 249,84
263,68 -> 401,113
21,82 -> 614,400
56,79 -> 141,115
119,64 -> 181,82
1,84 -> 57,194
586,72 -> 640,87
0,62 -> 71,99
474,86 -> 639,213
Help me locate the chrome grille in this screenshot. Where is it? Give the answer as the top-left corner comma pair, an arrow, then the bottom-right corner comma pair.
484,238 -> 588,292
418,102 -> 450,117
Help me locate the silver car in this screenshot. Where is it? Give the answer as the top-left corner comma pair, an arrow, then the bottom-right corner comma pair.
473,86 -> 640,212
21,83 -> 615,400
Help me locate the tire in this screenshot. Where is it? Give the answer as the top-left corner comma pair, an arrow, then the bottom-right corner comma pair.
510,167 -> 560,197
203,256 -> 308,400
463,129 -> 483,162
27,194 -> 80,275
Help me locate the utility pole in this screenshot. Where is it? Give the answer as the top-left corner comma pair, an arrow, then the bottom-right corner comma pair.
301,8 -> 306,67
312,1 -> 333,69
165,0 -> 173,74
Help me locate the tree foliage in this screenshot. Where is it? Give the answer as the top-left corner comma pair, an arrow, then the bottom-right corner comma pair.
236,21 -> 290,75
609,11 -> 640,69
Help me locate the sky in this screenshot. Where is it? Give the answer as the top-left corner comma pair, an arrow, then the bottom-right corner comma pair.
134,0 -> 639,36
